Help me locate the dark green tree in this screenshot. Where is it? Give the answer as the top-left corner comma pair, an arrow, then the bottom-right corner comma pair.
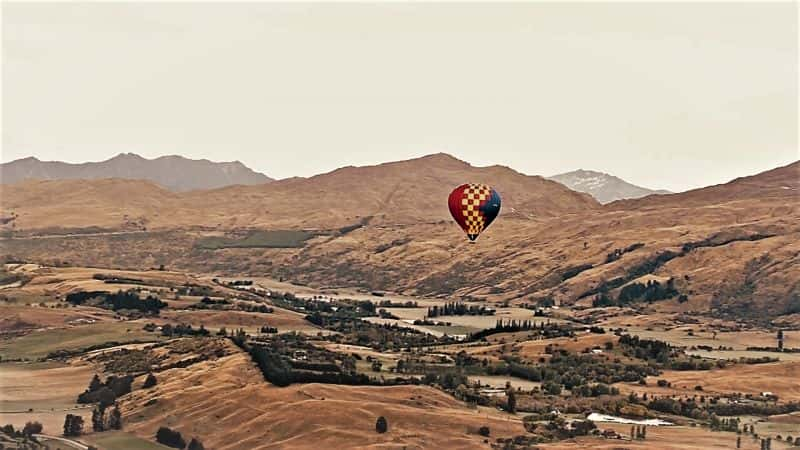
156,427 -> 186,449
21,421 -> 43,437
107,406 -> 123,430
63,414 -> 84,437
507,391 -> 517,414
88,374 -> 103,392
91,406 -> 105,432
187,438 -> 205,450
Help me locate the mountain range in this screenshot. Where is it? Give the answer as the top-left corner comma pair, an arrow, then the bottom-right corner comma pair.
4,153 -> 677,204
1,153 -> 798,320
0,153 -> 597,230
549,169 -> 670,204
0,153 -> 273,191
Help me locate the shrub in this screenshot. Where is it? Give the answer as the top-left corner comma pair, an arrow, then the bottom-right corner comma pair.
143,373 -> 157,388
21,421 -> 43,436
63,414 -> 84,437
156,426 -> 186,449
376,416 -> 388,434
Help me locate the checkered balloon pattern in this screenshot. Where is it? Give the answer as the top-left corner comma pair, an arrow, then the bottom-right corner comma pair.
448,183 -> 501,241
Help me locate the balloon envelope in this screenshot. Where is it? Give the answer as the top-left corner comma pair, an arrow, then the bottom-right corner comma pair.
448,183 -> 501,241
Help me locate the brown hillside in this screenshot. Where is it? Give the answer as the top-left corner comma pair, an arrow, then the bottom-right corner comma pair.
0,178 -> 179,231
608,161 -> 799,209
120,345 -> 525,449
185,153 -> 599,229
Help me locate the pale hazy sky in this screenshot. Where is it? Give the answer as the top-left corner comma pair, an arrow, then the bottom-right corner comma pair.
2,2 -> 797,192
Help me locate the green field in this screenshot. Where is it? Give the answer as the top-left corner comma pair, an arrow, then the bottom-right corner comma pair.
0,321 -> 161,360
85,431 -> 174,450
195,230 -> 315,249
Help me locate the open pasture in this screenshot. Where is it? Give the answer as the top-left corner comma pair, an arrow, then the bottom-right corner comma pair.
157,307 -> 322,334
0,320 -> 161,360
84,431 -> 173,450
630,361 -> 800,402
544,423 -> 797,449
0,361 -> 95,433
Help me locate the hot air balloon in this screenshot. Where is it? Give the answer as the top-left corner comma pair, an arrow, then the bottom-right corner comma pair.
448,183 -> 501,241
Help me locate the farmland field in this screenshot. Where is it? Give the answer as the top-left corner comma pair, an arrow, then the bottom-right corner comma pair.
468,375 -> 542,391
85,431 -> 174,450
0,361 -> 95,432
0,321 -> 161,360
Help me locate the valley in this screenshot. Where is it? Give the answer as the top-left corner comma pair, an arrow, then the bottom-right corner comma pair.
0,155 -> 798,449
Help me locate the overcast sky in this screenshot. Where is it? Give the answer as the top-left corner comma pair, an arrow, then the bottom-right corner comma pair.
2,2 -> 797,192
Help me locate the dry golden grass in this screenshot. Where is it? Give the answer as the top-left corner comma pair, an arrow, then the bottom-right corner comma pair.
118,342 -> 525,450
0,361 -> 96,433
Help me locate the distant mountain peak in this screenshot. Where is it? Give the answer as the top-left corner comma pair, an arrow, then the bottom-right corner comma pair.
1,153 -> 273,191
549,169 -> 669,204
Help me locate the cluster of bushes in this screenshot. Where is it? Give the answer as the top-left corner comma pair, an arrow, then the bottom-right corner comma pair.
310,314 -> 455,351
190,297 -> 230,308
668,358 -> 720,371
593,279 -> 679,307
77,374 -> 133,405
470,320 -> 573,341
376,299 -> 418,308
709,415 -> 740,432
231,334 -> 375,387
156,427 -> 205,450
420,371 -> 470,390
91,403 -> 122,432
66,290 -> 166,314
236,303 -> 274,313
160,323 -> 210,337
561,264 -> 594,281
571,383 -> 620,397
618,279 -> 679,303
605,243 -> 645,263
618,334 -> 671,364
1,422 -> 43,438
92,274 -> 146,284
426,302 -> 494,317
175,284 -> 215,296
522,416 -> 597,441
276,292 -> 375,318
63,414 -> 84,437
488,350 -> 657,391
708,400 -> 800,417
